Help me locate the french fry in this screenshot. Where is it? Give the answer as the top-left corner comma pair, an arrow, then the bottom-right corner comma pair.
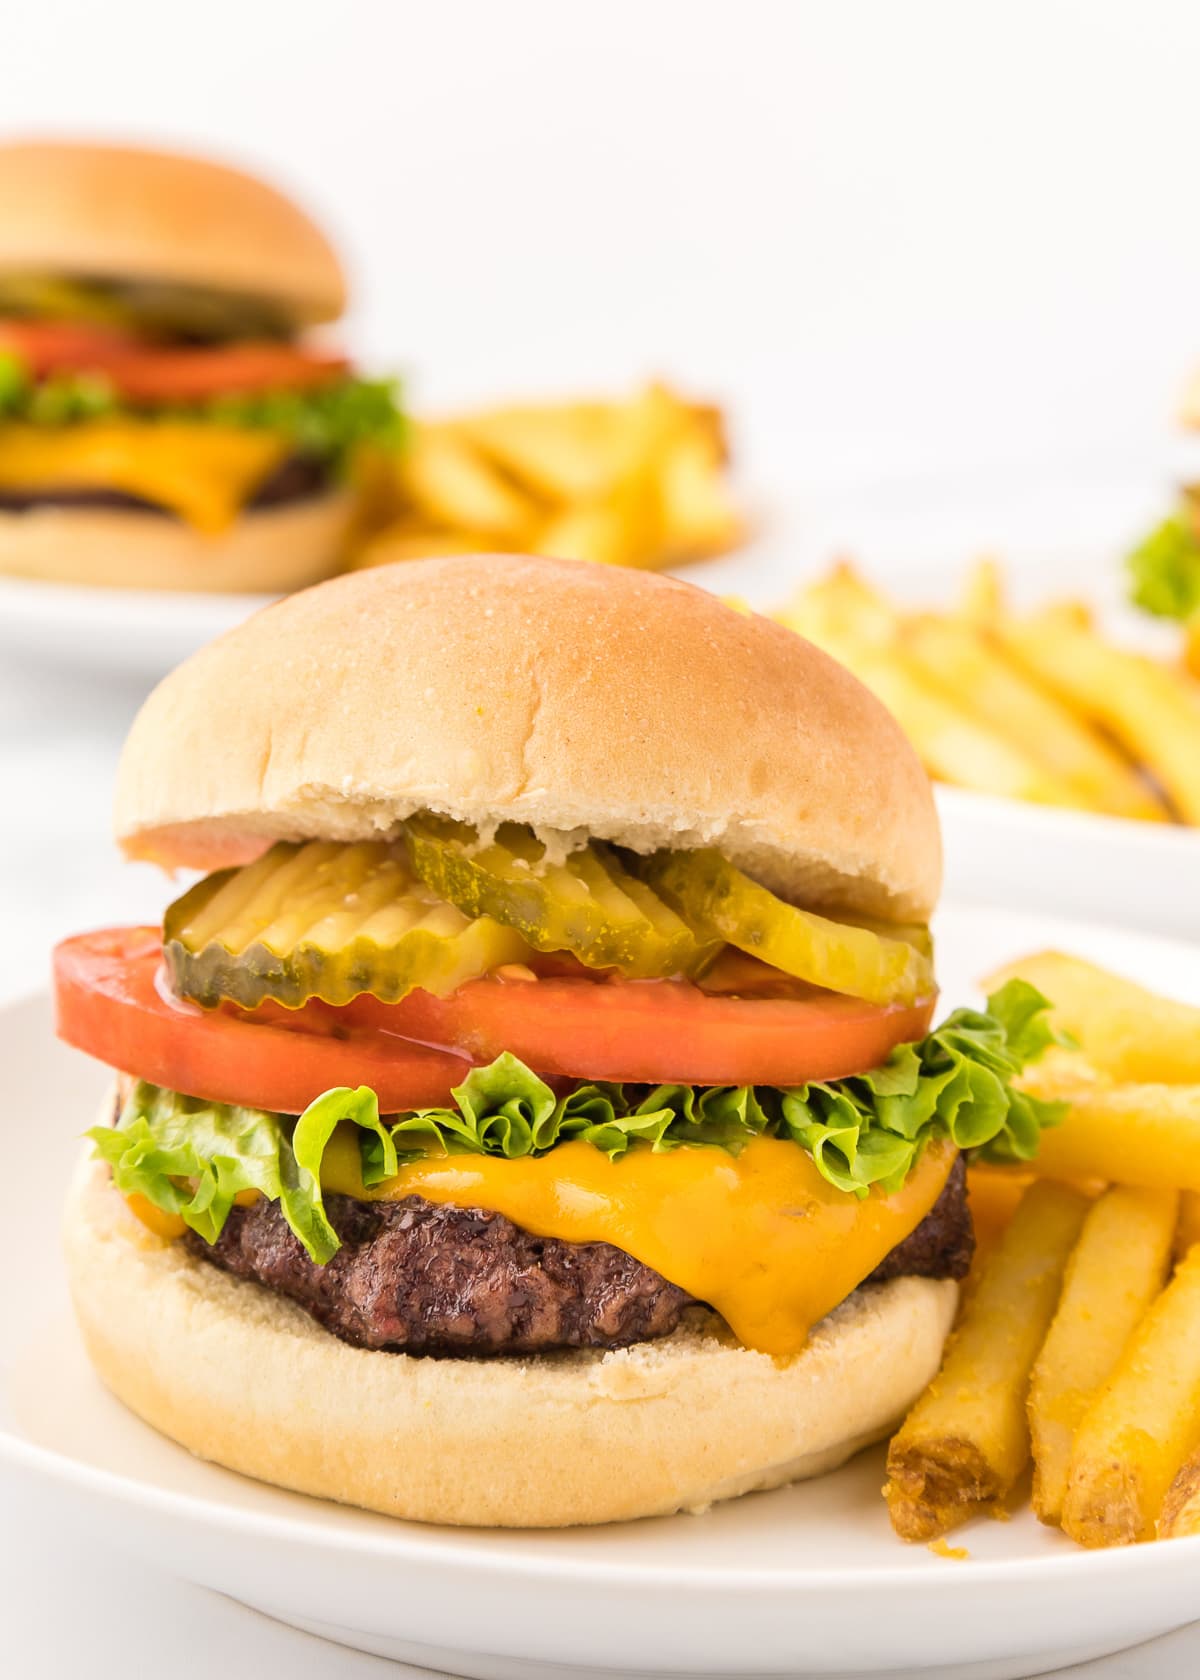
957,556 -> 1005,626
1185,616 -> 1200,682
903,616 -> 1165,821
460,401 -> 631,503
779,571 -> 1097,807
884,1181 -> 1088,1541
1028,1186 -> 1178,1525
657,424 -> 744,562
1000,605 -> 1200,823
776,571 -> 1102,813
399,423 -> 540,543
534,480 -> 659,570
982,951 -> 1200,1084
1062,1247 -> 1200,1546
349,527 -> 492,570
1160,1442 -> 1200,1537
1014,1055 -> 1200,1191
1175,1191 -> 1200,1263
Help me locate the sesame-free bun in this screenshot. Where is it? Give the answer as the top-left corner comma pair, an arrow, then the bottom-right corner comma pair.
65,1152 -> 957,1528
115,554 -> 942,920
0,489 -> 354,594
0,140 -> 345,325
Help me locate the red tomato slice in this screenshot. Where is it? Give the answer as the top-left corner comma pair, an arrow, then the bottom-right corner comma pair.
55,928 -> 936,1112
0,320 -> 348,400
54,928 -> 469,1114
341,977 -> 936,1087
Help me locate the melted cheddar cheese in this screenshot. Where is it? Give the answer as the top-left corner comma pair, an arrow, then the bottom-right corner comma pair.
321,1133 -> 955,1356
0,422 -> 290,531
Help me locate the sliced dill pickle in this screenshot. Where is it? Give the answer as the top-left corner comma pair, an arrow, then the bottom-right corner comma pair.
164,839 -> 530,1009
402,815 -> 710,977
637,848 -> 935,1006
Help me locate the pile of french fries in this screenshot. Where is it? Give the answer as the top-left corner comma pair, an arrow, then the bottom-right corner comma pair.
775,561 -> 1200,825
347,381 -> 744,573
885,953 -> 1200,1550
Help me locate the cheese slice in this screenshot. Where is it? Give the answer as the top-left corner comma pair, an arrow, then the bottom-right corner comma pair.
0,422 -> 291,532
321,1133 -> 955,1356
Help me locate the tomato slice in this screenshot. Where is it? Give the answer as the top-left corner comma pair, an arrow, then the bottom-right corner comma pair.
55,928 -> 936,1112
54,928 -> 469,1114
341,976 -> 936,1087
0,320 -> 348,401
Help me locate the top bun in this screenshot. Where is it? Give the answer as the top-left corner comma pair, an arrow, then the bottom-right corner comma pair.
115,555 -> 941,921
0,140 -> 345,326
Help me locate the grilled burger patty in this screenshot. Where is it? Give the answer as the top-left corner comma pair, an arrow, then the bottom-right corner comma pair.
0,452 -> 329,516
183,1155 -> 973,1357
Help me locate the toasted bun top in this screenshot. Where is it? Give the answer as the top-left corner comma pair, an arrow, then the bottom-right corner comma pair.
0,140 -> 345,325
115,554 -> 941,920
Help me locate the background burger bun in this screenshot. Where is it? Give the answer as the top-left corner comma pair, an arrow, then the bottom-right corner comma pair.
0,489 -> 355,593
0,140 -> 345,325
115,553 -> 942,921
65,1152 -> 957,1528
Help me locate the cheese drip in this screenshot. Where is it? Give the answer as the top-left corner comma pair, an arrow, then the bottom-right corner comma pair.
0,421 -> 290,531
321,1133 -> 955,1356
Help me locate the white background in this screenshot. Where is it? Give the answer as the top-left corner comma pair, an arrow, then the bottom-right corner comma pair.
7,4 -> 1200,1675
7,0 -> 1200,496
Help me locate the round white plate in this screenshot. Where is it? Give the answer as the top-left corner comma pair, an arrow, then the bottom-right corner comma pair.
5,903 -> 1200,1679
0,572 -> 277,677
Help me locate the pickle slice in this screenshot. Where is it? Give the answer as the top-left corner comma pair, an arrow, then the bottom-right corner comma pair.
402,815 -> 710,977
637,848 -> 934,1006
164,839 -> 530,1009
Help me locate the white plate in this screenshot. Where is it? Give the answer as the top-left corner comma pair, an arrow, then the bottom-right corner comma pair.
5,902 -> 1200,1680
0,572 -> 277,677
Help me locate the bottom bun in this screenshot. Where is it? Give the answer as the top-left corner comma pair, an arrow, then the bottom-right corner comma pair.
0,491 -> 354,593
64,1151 -> 957,1528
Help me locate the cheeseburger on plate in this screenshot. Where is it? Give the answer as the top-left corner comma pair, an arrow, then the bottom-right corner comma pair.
0,139 -> 402,593
56,554 -> 1058,1527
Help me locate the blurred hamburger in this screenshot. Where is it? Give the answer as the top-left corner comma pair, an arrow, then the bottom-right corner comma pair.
0,140 -> 402,592
56,555 -> 1058,1526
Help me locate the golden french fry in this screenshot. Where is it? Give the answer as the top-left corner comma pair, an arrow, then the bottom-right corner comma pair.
1000,606 -> 1200,823
349,526 -> 498,570
884,1181 -> 1088,1541
1016,1054 -> 1200,1191
1063,1247 -> 1200,1546
903,616 -> 1165,822
957,557 -> 1006,626
1029,1186 -> 1178,1526
656,425 -> 744,562
533,483 -> 659,570
1160,1443 -> 1200,1536
399,422 -> 542,542
460,402 -> 630,503
983,952 -> 1200,1084
1176,1192 -> 1200,1263
1185,617 -> 1200,682
780,571 -> 1102,809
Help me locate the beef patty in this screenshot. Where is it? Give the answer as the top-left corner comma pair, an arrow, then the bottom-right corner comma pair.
0,452 -> 330,517
184,1155 -> 973,1357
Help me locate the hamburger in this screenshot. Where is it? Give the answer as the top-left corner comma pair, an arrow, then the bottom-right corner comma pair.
0,140 -> 403,592
56,554 -> 1059,1527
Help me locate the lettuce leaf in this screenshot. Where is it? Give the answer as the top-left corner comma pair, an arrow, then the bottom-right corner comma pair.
0,349 -> 405,469
1127,511 -> 1200,622
91,980 -> 1065,1263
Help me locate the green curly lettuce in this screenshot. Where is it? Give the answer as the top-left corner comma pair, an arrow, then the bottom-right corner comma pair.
0,349 -> 405,470
91,980 -> 1065,1264
1127,509 -> 1200,622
